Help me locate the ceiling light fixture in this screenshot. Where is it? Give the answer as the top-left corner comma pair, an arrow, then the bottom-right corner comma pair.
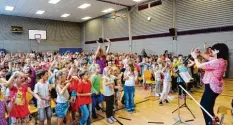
82,16 -> 91,20
36,10 -> 45,14
61,14 -> 70,17
48,0 -> 61,4
78,3 -> 91,9
5,6 -> 14,11
133,0 -> 142,2
102,8 -> 114,13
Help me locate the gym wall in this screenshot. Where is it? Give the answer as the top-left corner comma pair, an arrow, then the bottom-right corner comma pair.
82,0 -> 233,78
131,0 -> 172,36
83,0 -> 232,52
0,14 -> 81,52
85,18 -> 103,42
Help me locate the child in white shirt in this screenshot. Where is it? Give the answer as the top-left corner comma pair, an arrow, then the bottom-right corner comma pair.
153,64 -> 162,97
159,62 -> 172,105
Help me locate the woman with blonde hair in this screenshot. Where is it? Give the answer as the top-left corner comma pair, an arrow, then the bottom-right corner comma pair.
94,38 -> 111,74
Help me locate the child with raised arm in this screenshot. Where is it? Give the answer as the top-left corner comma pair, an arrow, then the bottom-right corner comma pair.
138,57 -> 151,89
153,63 -> 162,97
55,70 -> 71,125
67,66 -> 80,124
8,71 -> 42,124
94,38 -> 111,74
159,61 -> 172,105
34,70 -> 52,125
77,71 -> 92,125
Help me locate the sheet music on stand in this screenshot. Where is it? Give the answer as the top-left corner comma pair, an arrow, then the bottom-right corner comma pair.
179,72 -> 193,83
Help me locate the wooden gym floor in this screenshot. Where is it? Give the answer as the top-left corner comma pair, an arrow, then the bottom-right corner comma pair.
30,79 -> 233,125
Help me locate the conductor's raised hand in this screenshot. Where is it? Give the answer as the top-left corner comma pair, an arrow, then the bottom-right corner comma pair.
191,48 -> 198,59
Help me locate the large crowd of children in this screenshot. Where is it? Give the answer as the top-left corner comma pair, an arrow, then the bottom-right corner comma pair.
0,40 -> 209,125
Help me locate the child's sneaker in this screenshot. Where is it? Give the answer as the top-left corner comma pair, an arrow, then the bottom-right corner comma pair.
159,101 -> 163,106
167,96 -> 172,100
127,110 -> 133,114
164,99 -> 169,103
92,114 -> 98,119
107,118 -> 114,124
110,116 -> 117,122
96,105 -> 101,111
131,109 -> 136,113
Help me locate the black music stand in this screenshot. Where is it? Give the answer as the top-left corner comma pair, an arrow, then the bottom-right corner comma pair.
172,70 -> 196,125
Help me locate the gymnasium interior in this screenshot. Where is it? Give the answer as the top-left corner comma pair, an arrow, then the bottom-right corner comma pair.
0,0 -> 233,125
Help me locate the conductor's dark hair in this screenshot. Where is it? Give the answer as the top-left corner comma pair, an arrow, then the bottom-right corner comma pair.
211,43 -> 229,60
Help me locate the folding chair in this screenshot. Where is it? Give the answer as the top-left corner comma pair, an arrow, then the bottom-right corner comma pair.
26,92 -> 38,123
143,70 -> 156,100
217,106 -> 232,125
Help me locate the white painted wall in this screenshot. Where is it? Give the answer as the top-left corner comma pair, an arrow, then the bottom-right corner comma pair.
176,32 -> 233,55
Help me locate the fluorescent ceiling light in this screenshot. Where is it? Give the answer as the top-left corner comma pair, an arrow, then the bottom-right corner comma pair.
82,16 -> 91,20
133,0 -> 142,2
61,14 -> 70,17
78,3 -> 91,9
5,6 -> 14,11
102,8 -> 114,13
36,10 -> 45,14
48,0 -> 61,4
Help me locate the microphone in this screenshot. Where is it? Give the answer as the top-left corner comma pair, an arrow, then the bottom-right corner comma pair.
183,55 -> 191,64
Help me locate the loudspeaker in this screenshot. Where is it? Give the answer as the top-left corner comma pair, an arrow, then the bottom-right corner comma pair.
150,0 -> 162,7
98,38 -> 104,43
169,28 -> 176,36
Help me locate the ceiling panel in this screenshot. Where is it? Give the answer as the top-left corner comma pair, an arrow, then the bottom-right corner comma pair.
105,0 -> 148,6
0,0 -> 144,22
4,0 -> 19,6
